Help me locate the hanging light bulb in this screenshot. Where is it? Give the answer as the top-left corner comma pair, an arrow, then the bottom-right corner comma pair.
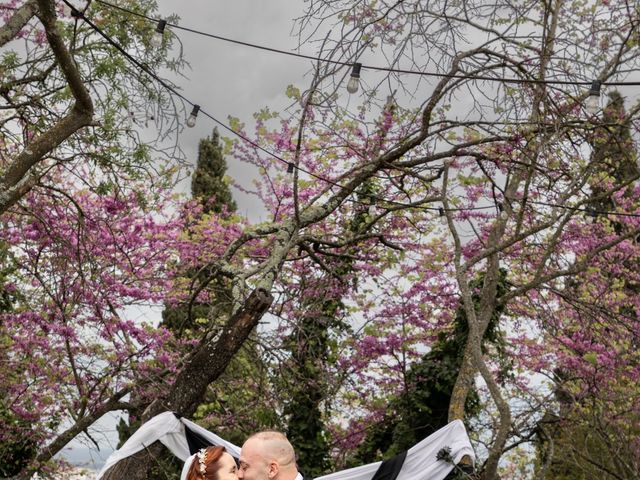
438,207 -> 447,225
586,80 -> 601,115
585,206 -> 597,223
150,19 -> 167,48
498,203 -> 508,220
186,104 -> 200,128
346,63 -> 362,94
287,162 -> 295,174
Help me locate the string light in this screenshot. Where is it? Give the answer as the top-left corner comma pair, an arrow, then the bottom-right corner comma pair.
498,203 -> 508,220
76,6 -> 640,221
62,2 -> 81,18
150,19 -> 166,48
94,0 -> 640,89
438,207 -> 447,225
346,63 -> 362,94
586,80 -> 601,115
287,162 -> 295,174
186,104 -> 200,128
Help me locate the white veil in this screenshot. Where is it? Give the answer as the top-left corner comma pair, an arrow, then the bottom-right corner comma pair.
97,412 -> 240,479
180,452 -> 197,480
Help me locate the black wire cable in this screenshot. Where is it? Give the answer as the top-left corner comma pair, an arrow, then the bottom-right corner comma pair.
66,2 -> 640,219
93,0 -> 640,87
64,2 -> 473,214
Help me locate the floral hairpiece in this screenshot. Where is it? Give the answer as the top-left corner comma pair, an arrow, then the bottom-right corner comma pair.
197,448 -> 207,476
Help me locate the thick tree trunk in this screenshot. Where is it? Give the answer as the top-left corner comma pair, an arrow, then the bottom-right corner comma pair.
101,287 -> 273,480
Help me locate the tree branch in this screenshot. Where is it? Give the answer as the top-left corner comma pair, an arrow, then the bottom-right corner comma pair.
0,0 -> 93,215
0,0 -> 38,48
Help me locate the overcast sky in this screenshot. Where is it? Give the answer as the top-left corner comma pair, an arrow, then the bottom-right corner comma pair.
156,0 -> 310,220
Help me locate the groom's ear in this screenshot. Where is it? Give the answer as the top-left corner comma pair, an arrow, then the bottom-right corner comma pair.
267,461 -> 279,479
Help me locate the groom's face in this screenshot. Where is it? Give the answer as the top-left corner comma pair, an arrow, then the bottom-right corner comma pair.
238,439 -> 273,480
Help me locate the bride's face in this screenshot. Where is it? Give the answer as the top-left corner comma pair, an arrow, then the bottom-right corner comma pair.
216,452 -> 240,480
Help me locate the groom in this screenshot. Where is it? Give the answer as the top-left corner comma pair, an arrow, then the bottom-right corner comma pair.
237,431 -> 303,480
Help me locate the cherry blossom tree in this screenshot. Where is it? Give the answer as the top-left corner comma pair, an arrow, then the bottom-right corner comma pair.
279,1 -> 640,478
0,167 -> 184,474
1,0 -> 189,475
0,0 -> 184,214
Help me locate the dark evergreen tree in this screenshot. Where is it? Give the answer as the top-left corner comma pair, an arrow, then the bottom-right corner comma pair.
191,128 -> 237,216
282,295 -> 345,477
163,128 -> 237,338
351,269 -> 510,465
587,91 -> 640,314
180,130 -> 277,446
116,129 -> 243,479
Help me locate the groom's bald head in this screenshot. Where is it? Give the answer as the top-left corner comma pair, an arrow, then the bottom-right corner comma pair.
248,431 -> 295,465
238,431 -> 298,480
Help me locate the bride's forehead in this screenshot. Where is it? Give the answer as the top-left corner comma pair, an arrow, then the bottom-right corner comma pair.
220,452 -> 237,464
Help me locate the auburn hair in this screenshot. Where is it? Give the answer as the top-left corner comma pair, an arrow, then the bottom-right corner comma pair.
186,445 -> 227,480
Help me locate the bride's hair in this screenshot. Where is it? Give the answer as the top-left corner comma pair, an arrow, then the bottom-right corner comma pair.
186,446 -> 226,480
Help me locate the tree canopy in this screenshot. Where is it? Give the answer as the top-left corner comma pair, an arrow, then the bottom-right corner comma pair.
2,1 -> 640,479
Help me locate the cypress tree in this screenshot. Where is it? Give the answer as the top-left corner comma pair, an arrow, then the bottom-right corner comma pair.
116,129 -> 241,477
191,128 -> 237,216
162,128 -> 237,336
282,297 -> 345,477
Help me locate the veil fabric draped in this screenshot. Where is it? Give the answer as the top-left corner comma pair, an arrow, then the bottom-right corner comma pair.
97,412 -> 474,480
96,412 -> 240,479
